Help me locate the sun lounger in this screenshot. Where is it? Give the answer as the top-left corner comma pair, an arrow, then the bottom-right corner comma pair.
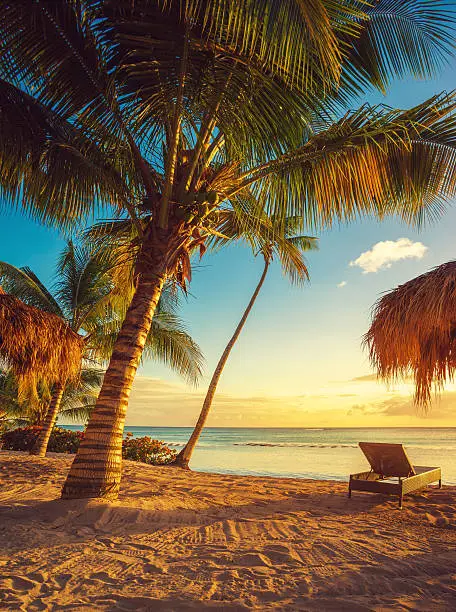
348,442 -> 441,508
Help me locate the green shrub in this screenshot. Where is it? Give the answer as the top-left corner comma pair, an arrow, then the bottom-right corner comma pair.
1,427 -> 177,465
1,426 -> 83,453
1,426 -> 41,451
49,428 -> 84,453
122,432 -> 177,465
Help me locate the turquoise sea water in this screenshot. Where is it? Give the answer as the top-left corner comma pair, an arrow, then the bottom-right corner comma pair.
63,426 -> 456,485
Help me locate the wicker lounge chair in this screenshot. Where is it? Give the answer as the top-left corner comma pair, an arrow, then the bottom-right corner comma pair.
348,442 -> 441,508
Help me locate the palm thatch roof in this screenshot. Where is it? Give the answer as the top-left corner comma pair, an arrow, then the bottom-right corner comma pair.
0,287 -> 84,398
364,261 -> 456,406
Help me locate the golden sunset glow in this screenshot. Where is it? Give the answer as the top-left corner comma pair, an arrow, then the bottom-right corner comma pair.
125,375 -> 456,428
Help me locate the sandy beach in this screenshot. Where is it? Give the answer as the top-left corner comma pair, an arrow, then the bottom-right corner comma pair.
0,451 -> 455,611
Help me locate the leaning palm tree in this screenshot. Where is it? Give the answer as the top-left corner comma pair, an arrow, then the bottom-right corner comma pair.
174,217 -> 318,467
0,243 -> 203,456
364,261 -> 456,407
1,1 -> 455,498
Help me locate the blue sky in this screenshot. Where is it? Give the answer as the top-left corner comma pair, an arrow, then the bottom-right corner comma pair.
1,54 -> 455,427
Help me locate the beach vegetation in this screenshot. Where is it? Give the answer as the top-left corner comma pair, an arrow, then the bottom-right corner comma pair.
122,433 -> 177,465
0,243 -> 203,456
1,426 -> 84,454
0,367 -> 104,430
1,426 -> 176,465
174,218 -> 318,468
0,1 -> 455,499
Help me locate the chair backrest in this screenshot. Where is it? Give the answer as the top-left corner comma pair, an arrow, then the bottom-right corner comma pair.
359,442 -> 415,478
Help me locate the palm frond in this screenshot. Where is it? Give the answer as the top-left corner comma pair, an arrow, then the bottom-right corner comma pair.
272,232 -> 318,285
0,366 -> 103,425
0,262 -> 63,316
58,367 -> 104,423
0,79 -> 130,227
54,240 -> 115,331
339,0 -> 455,99
234,92 -> 456,228
86,303 -> 204,385
144,313 -> 205,386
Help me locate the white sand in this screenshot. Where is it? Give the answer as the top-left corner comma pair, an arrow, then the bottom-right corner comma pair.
0,451 -> 455,610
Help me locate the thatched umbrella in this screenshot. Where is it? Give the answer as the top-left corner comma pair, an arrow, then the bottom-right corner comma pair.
364,261 -> 456,406
0,287 -> 84,399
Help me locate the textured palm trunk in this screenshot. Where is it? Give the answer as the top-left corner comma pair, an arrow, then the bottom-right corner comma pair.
61,255 -> 168,500
174,258 -> 270,468
30,383 -> 64,457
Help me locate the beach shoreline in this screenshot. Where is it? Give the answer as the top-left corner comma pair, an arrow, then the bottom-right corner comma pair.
1,450 -> 455,610
61,425 -> 456,485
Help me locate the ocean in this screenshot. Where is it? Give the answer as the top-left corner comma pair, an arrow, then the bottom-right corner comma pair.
63,426 -> 456,485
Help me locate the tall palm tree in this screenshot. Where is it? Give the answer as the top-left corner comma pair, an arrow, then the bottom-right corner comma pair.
0,1 -> 455,498
364,261 -> 456,407
174,218 -> 318,467
0,243 -> 203,456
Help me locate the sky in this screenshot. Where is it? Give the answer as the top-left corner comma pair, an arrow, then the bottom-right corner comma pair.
1,50 -> 456,428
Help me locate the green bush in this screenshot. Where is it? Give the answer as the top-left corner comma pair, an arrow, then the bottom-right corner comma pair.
1,426 -> 83,453
1,427 -> 177,465
49,427 -> 84,453
1,426 -> 41,451
122,433 -> 177,465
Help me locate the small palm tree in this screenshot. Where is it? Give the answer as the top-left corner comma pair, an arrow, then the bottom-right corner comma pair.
0,367 -> 104,428
0,369 -> 23,430
0,242 -> 203,456
174,217 -> 318,467
1,1 -> 455,498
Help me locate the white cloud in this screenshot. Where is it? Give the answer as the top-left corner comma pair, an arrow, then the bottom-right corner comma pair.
349,238 -> 428,274
337,281 -> 347,288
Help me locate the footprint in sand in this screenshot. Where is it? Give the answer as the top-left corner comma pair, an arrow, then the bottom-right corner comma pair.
262,544 -> 302,565
3,575 -> 41,592
111,594 -> 199,611
425,512 -> 452,528
143,561 -> 168,574
89,571 -> 119,584
28,598 -> 48,611
236,552 -> 272,568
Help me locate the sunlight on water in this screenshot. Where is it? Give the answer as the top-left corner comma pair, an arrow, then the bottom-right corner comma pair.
65,426 -> 456,484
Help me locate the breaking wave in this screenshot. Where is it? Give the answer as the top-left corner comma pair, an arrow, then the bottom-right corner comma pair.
233,442 -> 358,448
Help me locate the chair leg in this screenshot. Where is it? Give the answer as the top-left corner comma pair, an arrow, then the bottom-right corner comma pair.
398,493 -> 403,509
348,487 -> 352,499
439,479 -> 442,489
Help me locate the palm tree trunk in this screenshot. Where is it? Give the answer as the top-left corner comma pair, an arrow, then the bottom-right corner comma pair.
61,264 -> 167,500
30,383 -> 64,457
174,257 -> 270,468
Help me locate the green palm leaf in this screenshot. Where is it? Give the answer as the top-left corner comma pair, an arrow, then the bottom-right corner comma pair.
0,262 -> 63,316
0,79 -> 131,228
339,0 -> 455,98
232,92 -> 456,227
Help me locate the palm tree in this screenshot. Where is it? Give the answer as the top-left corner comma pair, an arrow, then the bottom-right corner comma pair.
0,370 -> 21,429
174,218 -> 318,467
0,1 -> 455,499
0,243 -> 203,456
0,367 -> 104,428
364,261 -> 456,407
